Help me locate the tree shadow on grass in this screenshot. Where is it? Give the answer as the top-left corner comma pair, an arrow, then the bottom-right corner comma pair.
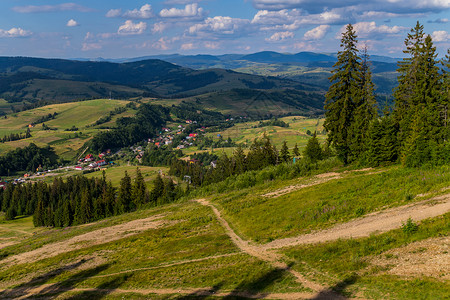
176,263 -> 292,299
311,274 -> 358,300
64,274 -> 131,300
0,259 -> 91,299
0,259 -> 112,300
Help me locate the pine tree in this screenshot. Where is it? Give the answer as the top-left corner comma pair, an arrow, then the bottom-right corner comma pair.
350,46 -> 378,162
303,132 -> 323,163
116,171 -> 132,214
233,145 -> 246,174
293,143 -> 300,157
132,168 -> 146,208
324,24 -> 362,164
279,141 -> 291,163
150,174 -> 164,204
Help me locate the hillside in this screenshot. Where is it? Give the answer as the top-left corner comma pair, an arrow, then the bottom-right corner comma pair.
0,57 -> 324,115
0,165 -> 448,299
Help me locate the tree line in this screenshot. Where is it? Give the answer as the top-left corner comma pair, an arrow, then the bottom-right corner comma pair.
0,168 -> 183,226
0,143 -> 58,176
0,128 -> 31,143
324,22 -> 448,167
169,134 -> 326,187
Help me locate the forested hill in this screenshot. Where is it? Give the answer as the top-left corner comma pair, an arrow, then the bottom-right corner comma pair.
0,56 -> 321,104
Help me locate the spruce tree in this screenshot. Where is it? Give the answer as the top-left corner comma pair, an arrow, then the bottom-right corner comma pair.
303,132 -> 323,163
233,145 -> 246,174
132,168 -> 147,208
280,141 -> 291,163
324,24 -> 362,164
116,171 -> 132,214
293,143 -> 300,157
350,46 -> 378,162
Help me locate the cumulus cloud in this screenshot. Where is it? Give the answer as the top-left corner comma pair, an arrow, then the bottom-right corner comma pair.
304,25 -> 330,40
266,31 -> 294,41
251,0 -> 449,14
118,20 -> 147,35
181,43 -> 196,50
428,18 -> 449,23
189,16 -> 252,37
204,41 -> 220,49
431,30 -> 450,42
66,19 -> 79,27
0,27 -> 32,38
82,42 -> 102,51
160,3 -> 204,19
153,22 -> 169,33
107,4 -> 153,19
342,22 -> 406,39
13,3 -> 92,13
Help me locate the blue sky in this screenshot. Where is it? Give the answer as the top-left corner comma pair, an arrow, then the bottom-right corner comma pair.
0,0 -> 448,58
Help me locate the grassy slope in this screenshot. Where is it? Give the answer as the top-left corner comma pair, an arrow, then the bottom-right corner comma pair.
212,165 -> 450,243
0,99 -> 132,160
0,165 -> 448,299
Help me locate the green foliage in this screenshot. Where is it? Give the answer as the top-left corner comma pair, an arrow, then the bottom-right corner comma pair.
279,141 -> 291,163
257,118 -> 289,128
0,143 -> 58,176
303,132 -> 323,163
401,217 -> 418,235
324,24 -> 373,164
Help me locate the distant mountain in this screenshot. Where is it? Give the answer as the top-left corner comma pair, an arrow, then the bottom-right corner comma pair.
0,56 -> 326,115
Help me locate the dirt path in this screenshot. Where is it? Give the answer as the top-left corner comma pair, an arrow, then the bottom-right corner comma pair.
263,193 -> 450,250
262,172 -> 341,198
1,214 -> 172,268
193,199 -> 339,298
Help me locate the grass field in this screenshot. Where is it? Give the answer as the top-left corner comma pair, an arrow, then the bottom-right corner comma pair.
0,163 -> 448,299
0,99 -> 133,160
84,165 -> 170,188
211,165 -> 450,243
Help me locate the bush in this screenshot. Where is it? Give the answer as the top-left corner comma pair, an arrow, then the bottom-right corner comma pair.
402,218 -> 418,235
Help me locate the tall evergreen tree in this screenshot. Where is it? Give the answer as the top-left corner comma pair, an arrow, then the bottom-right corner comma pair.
324,24 -> 362,164
116,171 -> 132,214
132,168 -> 147,208
303,132 -> 323,163
279,141 -> 291,163
293,143 -> 300,157
350,46 -> 378,162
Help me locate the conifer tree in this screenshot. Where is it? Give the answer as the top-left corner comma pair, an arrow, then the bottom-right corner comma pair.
116,171 -> 132,214
303,132 -> 323,163
132,168 -> 147,208
233,145 -> 246,174
350,46 -> 378,161
324,24 -> 362,164
293,143 -> 300,157
280,141 -> 291,163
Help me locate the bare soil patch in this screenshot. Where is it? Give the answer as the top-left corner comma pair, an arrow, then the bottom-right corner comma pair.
263,193 -> 450,250
1,214 -> 173,268
370,236 -> 450,280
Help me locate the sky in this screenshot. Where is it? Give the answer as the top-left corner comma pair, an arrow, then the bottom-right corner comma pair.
0,0 -> 449,59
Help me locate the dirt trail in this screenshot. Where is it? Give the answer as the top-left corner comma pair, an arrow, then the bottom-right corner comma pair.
193,199 -> 337,297
262,172 -> 341,198
1,214 -> 172,268
263,193 -> 450,250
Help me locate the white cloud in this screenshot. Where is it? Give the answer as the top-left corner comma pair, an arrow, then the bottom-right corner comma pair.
13,3 -> 92,13
0,27 -> 32,38
431,30 -> 449,42
428,18 -> 449,23
160,3 -> 204,19
123,4 -> 153,19
107,4 -> 153,19
153,37 -> 171,50
118,20 -> 147,35
189,16 -> 252,37
344,22 -> 406,39
304,25 -> 330,40
106,9 -> 122,18
251,0 -> 449,13
66,19 -> 79,27
204,41 -> 220,49
181,43 -> 196,50
82,42 -> 102,51
266,31 -> 294,41
293,41 -> 318,51
153,22 -> 169,33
